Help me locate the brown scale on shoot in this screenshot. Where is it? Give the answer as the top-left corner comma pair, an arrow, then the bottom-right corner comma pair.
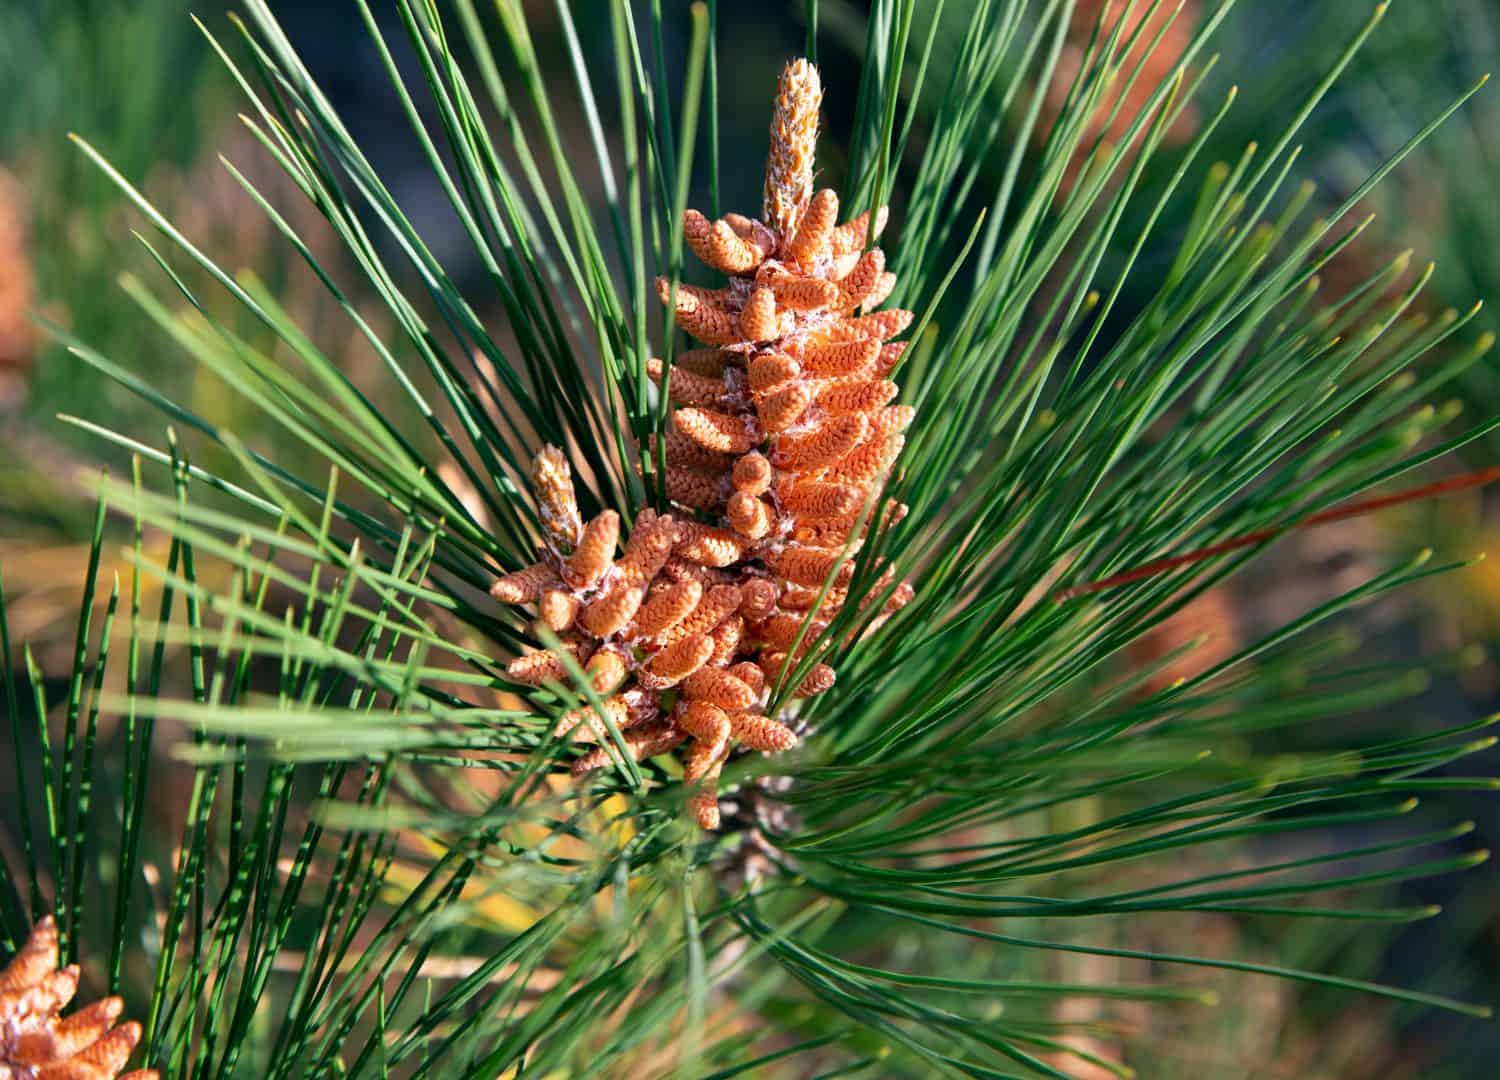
0,917 -> 158,1079
493,58 -> 916,830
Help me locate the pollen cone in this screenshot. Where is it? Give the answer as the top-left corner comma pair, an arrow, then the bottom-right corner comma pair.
494,59 -> 921,830
0,917 -> 158,1079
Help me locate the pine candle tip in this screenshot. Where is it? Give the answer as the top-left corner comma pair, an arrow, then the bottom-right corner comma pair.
764,58 -> 824,241
533,444 -> 584,551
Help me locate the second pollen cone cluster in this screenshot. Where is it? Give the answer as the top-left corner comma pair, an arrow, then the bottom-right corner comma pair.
0,916 -> 158,1079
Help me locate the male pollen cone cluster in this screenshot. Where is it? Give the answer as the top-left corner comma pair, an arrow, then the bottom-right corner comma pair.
491,59 -> 914,830
0,917 -> 157,1079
